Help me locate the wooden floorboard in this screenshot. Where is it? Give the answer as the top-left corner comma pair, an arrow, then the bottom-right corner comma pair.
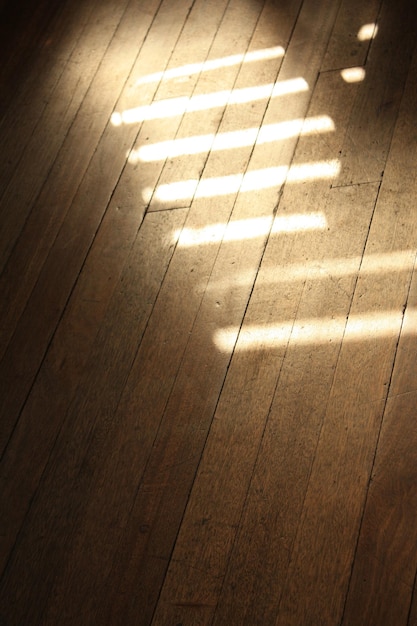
0,0 -> 179,454
1,0 -> 417,624
335,0 -> 416,186
321,0 -> 381,71
0,208 -> 187,624
210,75 -> 380,625
0,0 -> 128,271
340,45 -> 417,626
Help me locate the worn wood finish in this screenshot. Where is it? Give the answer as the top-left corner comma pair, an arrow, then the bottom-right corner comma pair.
340,48 -> 417,626
1,0 -> 417,624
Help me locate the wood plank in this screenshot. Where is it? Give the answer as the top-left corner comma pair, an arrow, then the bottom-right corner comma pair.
86,0 -> 229,223
1,2 -> 300,623
0,0 -> 183,456
100,0 -> 316,620
340,392 -> 417,625
212,189 -> 380,624
0,0 -> 229,620
148,0 -> 344,218
1,1 -> 416,624
148,62 -> 367,624
0,0 -> 121,268
0,208 -> 186,625
340,260 -> 417,624
0,0 -> 133,346
145,1 -> 378,621
387,267 -> 417,399
0,0 -> 97,184
40,2 -> 285,622
335,0 -> 416,186
0,183 -> 170,570
321,0 -> 380,71
273,32 -> 417,626
0,0 -> 230,572
410,580 -> 417,626
0,0 -> 195,566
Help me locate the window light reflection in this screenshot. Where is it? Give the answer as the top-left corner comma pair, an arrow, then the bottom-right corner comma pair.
146,159 -> 340,203
176,212 -> 327,247
357,23 -> 378,41
205,250 -> 416,289
129,115 -> 335,163
341,67 -> 366,83
215,310 -> 412,352
111,78 -> 308,126
285,159 -> 340,184
136,46 -> 285,85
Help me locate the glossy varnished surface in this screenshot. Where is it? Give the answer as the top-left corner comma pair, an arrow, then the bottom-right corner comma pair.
1,0 -> 417,623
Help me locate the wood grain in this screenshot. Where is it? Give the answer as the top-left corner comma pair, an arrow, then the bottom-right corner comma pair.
0,0 -> 128,270
275,31 -> 417,626
0,0 -> 186,454
1,0 -> 417,623
335,0 -> 417,186
341,95 -> 417,621
0,208 -> 186,624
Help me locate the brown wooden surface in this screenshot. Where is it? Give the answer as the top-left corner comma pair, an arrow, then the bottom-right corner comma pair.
1,0 -> 417,624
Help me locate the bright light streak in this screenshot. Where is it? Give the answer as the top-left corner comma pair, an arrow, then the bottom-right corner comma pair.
271,212 -> 328,233
341,67 -> 366,83
214,309 -> 412,352
206,250 -> 416,289
146,159 -> 340,203
175,212 -> 327,247
285,159 -> 340,183
136,46 -> 285,85
128,115 -> 335,163
357,23 -> 378,41
110,78 -> 308,126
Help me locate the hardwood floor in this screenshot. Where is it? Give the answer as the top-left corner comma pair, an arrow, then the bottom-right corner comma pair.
1,0 -> 417,623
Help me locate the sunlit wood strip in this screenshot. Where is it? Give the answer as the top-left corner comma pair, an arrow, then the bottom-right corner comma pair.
206,249 -> 416,290
129,115 -> 334,162
136,45 -> 285,85
111,77 -> 308,125
175,212 -> 327,247
148,159 -> 340,204
215,308 -> 413,352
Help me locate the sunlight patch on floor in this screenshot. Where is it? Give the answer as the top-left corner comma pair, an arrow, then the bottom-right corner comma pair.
135,46 -> 285,85
204,249 -> 416,289
175,212 -> 327,247
341,67 -> 366,83
357,22 -> 378,41
146,159 -> 340,203
128,115 -> 335,163
214,309 -> 412,352
110,78 -> 308,126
